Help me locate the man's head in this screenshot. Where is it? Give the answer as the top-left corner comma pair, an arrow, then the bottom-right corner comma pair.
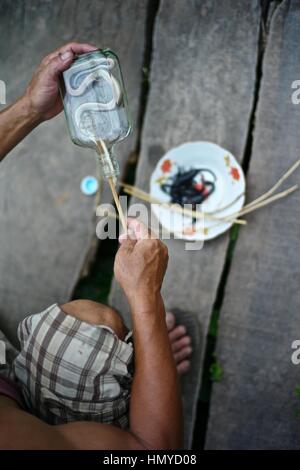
59,299 -> 129,340
13,302 -> 133,428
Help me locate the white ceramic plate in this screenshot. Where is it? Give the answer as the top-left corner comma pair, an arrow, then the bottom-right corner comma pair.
150,141 -> 246,241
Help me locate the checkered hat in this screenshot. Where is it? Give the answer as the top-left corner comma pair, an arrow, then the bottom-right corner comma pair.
13,304 -> 134,428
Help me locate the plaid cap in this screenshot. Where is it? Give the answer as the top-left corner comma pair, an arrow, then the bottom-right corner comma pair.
13,304 -> 134,428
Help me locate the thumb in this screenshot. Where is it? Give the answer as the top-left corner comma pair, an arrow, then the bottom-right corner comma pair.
127,218 -> 153,240
47,51 -> 74,78
118,238 -> 136,254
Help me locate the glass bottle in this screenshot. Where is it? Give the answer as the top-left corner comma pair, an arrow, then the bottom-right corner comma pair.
60,48 -> 131,182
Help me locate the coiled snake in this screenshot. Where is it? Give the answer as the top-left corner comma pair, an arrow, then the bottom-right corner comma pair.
64,56 -> 122,136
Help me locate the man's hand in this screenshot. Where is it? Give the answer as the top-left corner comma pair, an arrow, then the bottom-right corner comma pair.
23,42 -> 97,122
114,219 -> 169,312
0,42 -> 97,161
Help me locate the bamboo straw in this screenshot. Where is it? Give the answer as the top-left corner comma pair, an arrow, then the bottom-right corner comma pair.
104,184 -> 298,236
104,209 -> 207,237
108,177 -> 127,232
95,139 -> 127,232
243,159 -> 300,210
121,183 -> 247,225
121,181 -> 298,226
222,184 -> 298,222
120,157 -> 300,226
204,192 -> 245,214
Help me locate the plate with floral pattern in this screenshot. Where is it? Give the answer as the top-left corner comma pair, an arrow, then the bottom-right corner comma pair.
150,141 -> 246,241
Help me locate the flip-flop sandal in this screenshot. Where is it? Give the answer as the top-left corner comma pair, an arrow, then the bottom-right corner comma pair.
168,308 -> 203,449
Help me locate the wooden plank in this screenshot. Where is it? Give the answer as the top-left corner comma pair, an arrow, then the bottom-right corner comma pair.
206,0 -> 300,450
109,0 -> 261,448
0,0 -> 147,344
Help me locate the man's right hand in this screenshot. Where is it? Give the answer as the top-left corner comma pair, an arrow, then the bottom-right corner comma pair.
114,219 -> 169,312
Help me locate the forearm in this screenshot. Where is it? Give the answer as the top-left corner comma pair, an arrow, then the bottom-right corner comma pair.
0,396 -> 144,450
128,293 -> 183,449
0,96 -> 41,161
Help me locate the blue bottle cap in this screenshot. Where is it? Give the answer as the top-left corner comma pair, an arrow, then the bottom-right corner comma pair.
80,176 -> 99,196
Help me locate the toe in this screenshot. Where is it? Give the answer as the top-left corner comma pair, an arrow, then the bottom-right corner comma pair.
177,360 -> 190,375
171,335 -> 191,353
166,312 -> 176,331
174,346 -> 192,364
168,325 -> 187,342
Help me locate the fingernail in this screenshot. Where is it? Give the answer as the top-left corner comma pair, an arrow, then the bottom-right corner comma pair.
60,51 -> 73,61
127,228 -> 136,239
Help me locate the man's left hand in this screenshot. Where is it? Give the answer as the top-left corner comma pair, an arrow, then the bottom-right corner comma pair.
23,42 -> 97,122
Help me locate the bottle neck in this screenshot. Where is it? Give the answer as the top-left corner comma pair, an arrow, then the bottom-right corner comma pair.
94,139 -> 119,182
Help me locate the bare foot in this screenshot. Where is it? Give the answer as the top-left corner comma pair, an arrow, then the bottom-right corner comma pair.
166,312 -> 192,375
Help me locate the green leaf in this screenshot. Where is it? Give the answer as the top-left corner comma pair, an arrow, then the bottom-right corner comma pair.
210,362 -> 223,382
230,224 -> 240,243
296,385 -> 300,397
208,309 -> 219,338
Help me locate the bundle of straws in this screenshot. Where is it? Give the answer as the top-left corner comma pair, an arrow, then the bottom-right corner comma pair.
106,159 -> 300,233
